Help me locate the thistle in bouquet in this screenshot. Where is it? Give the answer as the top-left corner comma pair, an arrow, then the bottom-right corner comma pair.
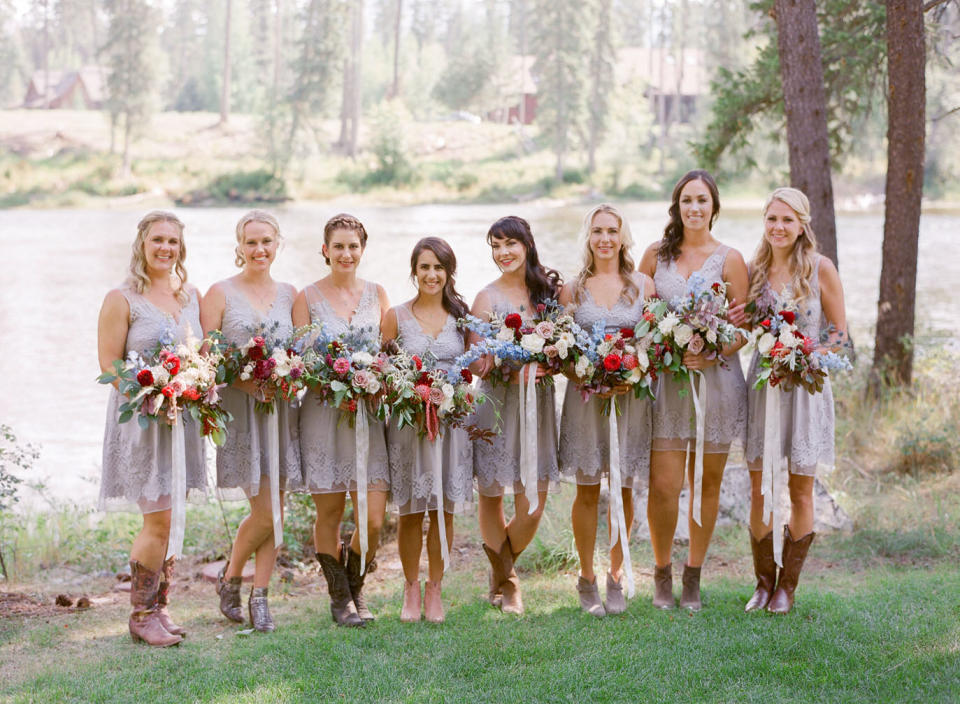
98,334 -> 231,445
457,300 -> 590,386
575,318 -> 658,416
651,274 -> 743,387
751,309 -> 852,394
304,326 -> 388,423
223,324 -> 312,414
381,351 -> 485,441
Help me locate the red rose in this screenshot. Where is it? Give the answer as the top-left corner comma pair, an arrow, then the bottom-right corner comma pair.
248,345 -> 264,361
622,354 -> 638,370
136,369 -> 154,386
161,385 -> 175,398
619,327 -> 635,339
603,354 -> 621,372
504,313 -> 523,330
163,355 -> 181,375
412,355 -> 423,370
536,303 -> 546,314
182,387 -> 200,401
460,368 -> 473,383
779,310 -> 796,325
711,282 -> 723,294
760,319 -> 771,329
253,336 -> 266,347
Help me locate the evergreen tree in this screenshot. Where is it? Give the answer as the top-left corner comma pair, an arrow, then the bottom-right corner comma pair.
586,0 -> 615,174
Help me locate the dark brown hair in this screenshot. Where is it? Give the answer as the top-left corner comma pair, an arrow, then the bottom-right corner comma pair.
323,213 -> 368,265
658,169 -> 721,262
410,237 -> 469,320
486,215 -> 562,304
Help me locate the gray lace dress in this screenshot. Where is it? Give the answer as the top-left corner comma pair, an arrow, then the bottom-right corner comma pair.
299,281 -> 389,493
215,280 -> 303,499
472,284 -> 560,497
386,303 -> 474,515
745,256 -> 835,475
99,286 -> 207,513
559,273 -> 653,488
652,244 -> 747,453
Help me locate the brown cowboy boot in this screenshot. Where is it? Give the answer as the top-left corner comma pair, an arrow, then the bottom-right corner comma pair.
128,560 -> 181,647
344,544 -> 376,623
156,557 -> 186,636
249,586 -> 276,632
679,564 -> 702,611
745,531 -> 777,613
216,561 -> 244,623
482,540 -> 523,615
652,563 -> 674,610
482,543 -> 505,607
317,552 -> 363,627
767,526 -> 815,614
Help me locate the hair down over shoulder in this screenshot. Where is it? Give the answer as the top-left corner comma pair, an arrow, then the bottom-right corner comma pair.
658,169 -> 721,262
127,210 -> 189,304
572,204 -> 638,306
486,215 -> 562,305
410,236 -> 470,320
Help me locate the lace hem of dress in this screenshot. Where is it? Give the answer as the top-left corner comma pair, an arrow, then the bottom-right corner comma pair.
98,487 -> 208,515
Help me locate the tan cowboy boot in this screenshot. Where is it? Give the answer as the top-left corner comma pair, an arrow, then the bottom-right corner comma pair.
128,560 -> 182,647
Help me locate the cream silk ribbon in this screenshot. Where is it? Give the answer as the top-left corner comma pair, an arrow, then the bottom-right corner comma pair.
607,407 -> 635,598
431,436 -> 450,571
687,370 -> 707,526
267,411 -> 283,548
355,402 -> 370,574
166,418 -> 187,560
762,384 -> 784,567
517,362 -> 540,515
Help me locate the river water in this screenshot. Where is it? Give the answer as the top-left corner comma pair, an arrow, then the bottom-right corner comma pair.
1,203 -> 955,505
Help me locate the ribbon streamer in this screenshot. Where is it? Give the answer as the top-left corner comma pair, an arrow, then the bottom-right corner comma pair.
355,402 -> 370,575
268,411 -> 283,548
431,436 -> 449,572
762,384 -> 784,567
688,371 -> 707,526
166,418 -> 187,560
607,407 -> 635,598
517,362 -> 540,515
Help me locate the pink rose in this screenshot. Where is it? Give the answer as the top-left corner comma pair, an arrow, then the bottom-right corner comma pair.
687,333 -> 705,355
352,370 -> 371,391
429,386 -> 445,405
534,321 -> 555,339
543,345 -> 559,359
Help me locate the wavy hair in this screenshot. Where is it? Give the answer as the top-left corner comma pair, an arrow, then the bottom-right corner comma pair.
572,204 -> 638,306
747,187 -> 819,306
235,209 -> 282,268
322,213 -> 368,265
486,215 -> 562,305
127,210 -> 189,304
658,169 -> 721,262
409,237 -> 469,320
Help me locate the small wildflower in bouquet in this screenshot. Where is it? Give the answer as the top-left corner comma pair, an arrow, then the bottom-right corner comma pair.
381,351 -> 484,441
457,300 -> 591,386
751,309 -> 852,393
220,324 -> 312,413
98,334 -> 231,445
650,273 -> 743,388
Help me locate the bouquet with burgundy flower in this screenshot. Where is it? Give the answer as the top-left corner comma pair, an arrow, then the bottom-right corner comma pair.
220,327 -> 312,413
751,309 -> 851,393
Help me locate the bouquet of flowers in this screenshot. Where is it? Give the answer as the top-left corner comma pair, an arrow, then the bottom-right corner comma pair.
751,309 -> 852,393
221,326 -> 311,413
650,274 -> 742,386
457,300 -> 592,386
303,325 -> 388,422
380,351 -> 483,440
98,335 -> 231,444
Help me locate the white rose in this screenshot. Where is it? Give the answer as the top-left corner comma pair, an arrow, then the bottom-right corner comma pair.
706,329 -> 717,344
351,351 -> 374,367
442,383 -> 455,399
496,326 -> 516,342
364,376 -> 381,395
520,333 -> 545,355
674,324 -> 694,348
757,332 -> 776,355
636,348 -> 650,371
440,397 -> 455,414
626,367 -> 643,384
575,355 -> 593,379
555,337 -> 570,359
658,313 -> 679,335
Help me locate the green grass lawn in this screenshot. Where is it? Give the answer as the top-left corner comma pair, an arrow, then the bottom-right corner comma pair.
1,557 -> 957,703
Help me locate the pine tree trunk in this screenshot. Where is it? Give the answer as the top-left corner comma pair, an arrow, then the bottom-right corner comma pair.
871,0 -> 925,388
773,0 -> 838,267
220,0 -> 233,125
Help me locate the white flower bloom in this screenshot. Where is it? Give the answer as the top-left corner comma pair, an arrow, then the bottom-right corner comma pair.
779,328 -> 801,348
440,397 -> 455,414
364,376 -> 381,395
555,337 -> 570,359
674,324 -> 694,347
441,383 -> 455,399
351,351 -> 374,367
496,326 -> 515,342
636,348 -> 650,371
626,367 -> 644,384
757,332 -> 776,355
240,371 -> 251,381
153,366 -> 170,386
520,333 -> 545,355
271,349 -> 292,376
658,313 -> 679,335
706,329 -> 717,344
575,355 -> 593,379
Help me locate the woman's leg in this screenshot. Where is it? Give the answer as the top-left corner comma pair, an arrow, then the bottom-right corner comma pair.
398,513 -> 425,584
131,509 -> 172,571
607,486 -> 635,578
572,483 -> 601,581
425,510 -> 454,584
312,492 -> 346,556
505,489 -> 548,555
748,464 -> 774,539
478,494 -> 507,550
686,452 -> 728,567
647,450 -> 685,567
347,489 -> 389,559
225,486 -> 282,588
787,473 -> 815,537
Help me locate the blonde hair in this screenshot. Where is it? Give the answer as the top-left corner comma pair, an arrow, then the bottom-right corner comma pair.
127,210 -> 189,304
747,187 -> 818,307
235,209 -> 282,267
572,204 -> 638,306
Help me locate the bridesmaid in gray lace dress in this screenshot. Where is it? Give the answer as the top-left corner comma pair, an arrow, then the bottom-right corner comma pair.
98,211 -> 205,647
200,210 -> 302,632
471,216 -> 563,616
637,170 -> 749,611
743,188 -> 848,615
292,213 -> 391,627
382,238 -> 474,624
558,205 -> 656,617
